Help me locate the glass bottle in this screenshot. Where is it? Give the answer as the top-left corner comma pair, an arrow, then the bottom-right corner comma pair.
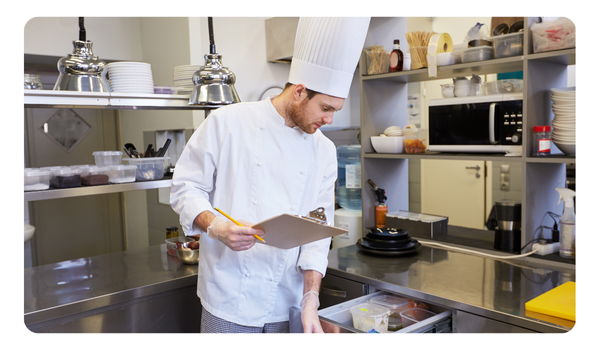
390,39 -> 404,72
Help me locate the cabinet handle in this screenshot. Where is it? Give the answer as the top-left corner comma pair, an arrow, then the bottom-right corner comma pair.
320,287 -> 347,298
465,165 -> 481,171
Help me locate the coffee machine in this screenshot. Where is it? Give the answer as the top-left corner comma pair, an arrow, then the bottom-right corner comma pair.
493,201 -> 522,253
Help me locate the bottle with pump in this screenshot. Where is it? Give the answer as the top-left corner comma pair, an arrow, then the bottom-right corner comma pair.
390,39 -> 404,72
556,187 -> 576,259
368,179 -> 388,228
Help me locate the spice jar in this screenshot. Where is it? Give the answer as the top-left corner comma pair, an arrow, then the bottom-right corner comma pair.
166,226 -> 179,239
533,126 -> 552,156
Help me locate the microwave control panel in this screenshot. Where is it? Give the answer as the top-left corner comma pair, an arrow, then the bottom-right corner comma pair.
501,107 -> 523,144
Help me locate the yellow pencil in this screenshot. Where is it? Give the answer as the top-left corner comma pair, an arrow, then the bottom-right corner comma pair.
214,207 -> 266,243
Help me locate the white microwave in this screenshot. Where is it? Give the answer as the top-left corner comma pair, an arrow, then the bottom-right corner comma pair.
428,93 -> 523,153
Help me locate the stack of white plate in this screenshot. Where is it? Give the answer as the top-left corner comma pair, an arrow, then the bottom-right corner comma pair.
107,62 -> 155,94
550,86 -> 575,156
173,65 -> 201,95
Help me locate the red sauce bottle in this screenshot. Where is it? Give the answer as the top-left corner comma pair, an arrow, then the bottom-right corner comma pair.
390,39 -> 404,72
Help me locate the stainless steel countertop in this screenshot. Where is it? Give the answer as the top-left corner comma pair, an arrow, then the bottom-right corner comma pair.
325,244 -> 575,333
24,244 -> 198,325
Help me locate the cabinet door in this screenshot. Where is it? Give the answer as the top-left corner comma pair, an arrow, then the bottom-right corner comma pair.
421,159 -> 486,229
25,108 -> 124,266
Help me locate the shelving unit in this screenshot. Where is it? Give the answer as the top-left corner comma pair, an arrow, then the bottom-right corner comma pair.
24,90 -> 215,202
359,17 -> 575,250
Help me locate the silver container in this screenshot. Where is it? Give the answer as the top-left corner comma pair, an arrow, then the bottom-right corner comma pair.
175,248 -> 200,265
53,40 -> 109,92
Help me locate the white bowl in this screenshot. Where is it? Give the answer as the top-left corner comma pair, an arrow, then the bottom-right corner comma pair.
551,86 -> 575,95
371,136 -> 405,153
552,141 -> 576,156
25,224 -> 35,243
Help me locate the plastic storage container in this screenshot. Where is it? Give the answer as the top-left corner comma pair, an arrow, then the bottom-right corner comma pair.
403,126 -> 428,153
49,168 -> 81,188
24,169 -> 51,191
79,166 -> 110,186
93,151 -> 123,166
484,79 -> 523,95
365,49 -> 390,75
122,157 -> 169,181
349,303 -> 390,332
533,125 -> 552,157
400,308 -> 437,328
337,145 -> 361,211
369,295 -> 411,331
106,165 -> 137,183
489,32 -> 524,58
460,46 -> 493,63
165,236 -> 195,257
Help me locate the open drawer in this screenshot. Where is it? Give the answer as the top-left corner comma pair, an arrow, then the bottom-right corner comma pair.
318,290 -> 453,333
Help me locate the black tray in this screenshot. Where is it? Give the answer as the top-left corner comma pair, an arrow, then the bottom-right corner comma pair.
356,240 -> 422,256
363,235 -> 413,248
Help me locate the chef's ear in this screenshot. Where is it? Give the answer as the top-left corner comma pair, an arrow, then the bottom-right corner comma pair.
292,84 -> 308,101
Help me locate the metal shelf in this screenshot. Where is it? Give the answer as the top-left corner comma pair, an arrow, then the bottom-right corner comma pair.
24,179 -> 172,201
24,90 -> 220,110
361,56 -> 525,83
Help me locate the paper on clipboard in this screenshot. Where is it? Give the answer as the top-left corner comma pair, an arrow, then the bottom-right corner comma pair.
252,214 -> 349,249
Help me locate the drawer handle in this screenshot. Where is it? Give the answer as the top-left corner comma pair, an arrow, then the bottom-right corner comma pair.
320,287 -> 347,298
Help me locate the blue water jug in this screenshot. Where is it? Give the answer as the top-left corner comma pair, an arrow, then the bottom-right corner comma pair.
337,145 -> 361,211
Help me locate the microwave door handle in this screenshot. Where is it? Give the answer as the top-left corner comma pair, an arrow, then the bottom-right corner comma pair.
489,103 -> 498,144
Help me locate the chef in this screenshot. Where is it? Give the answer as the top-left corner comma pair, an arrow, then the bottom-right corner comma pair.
170,17 -> 370,333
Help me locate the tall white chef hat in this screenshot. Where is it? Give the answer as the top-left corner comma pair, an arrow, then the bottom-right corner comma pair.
288,17 -> 371,99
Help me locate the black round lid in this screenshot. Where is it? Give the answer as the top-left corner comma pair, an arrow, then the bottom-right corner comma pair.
367,227 -> 409,240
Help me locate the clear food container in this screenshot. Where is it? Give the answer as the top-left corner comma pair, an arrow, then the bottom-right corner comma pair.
165,236 -> 195,257
349,303 -> 390,333
122,157 -> 170,181
460,46 -> 493,63
106,165 -> 137,183
400,308 -> 437,328
369,295 -> 411,331
484,79 -> 523,95
24,169 -> 51,191
403,126 -> 428,154
365,48 -> 390,75
78,166 -> 111,186
93,151 -> 123,166
49,168 -> 81,188
489,32 -> 524,58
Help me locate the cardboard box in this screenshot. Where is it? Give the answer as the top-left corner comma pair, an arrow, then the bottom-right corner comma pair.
386,211 -> 448,239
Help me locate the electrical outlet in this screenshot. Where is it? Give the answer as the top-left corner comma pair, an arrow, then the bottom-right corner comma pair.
532,242 -> 560,256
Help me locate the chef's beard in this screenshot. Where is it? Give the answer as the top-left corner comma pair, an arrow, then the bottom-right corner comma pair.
286,98 -> 317,134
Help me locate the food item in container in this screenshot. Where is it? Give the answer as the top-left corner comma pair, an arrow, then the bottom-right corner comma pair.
405,31 -> 436,69
188,241 -> 200,250
404,138 -> 427,153
349,303 -> 391,332
365,45 -> 389,75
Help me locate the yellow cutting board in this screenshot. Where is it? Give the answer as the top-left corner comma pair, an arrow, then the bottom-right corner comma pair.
525,281 -> 575,321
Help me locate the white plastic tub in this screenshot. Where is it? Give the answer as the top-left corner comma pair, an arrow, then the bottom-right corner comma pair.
106,165 -> 137,183
489,32 -> 524,58
24,169 -> 51,191
78,166 -> 110,186
349,303 -> 390,332
93,151 -> 123,166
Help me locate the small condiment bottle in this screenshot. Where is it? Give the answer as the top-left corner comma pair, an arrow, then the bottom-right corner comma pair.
390,39 -> 404,72
532,126 -> 552,156
166,226 -> 179,239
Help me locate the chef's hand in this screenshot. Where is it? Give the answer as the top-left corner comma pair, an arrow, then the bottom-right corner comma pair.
207,217 -> 264,251
300,291 -> 323,333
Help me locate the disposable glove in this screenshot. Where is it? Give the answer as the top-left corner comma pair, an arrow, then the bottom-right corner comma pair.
300,291 -> 323,333
207,216 -> 264,251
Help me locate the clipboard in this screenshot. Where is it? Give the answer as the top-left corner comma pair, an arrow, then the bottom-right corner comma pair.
252,214 -> 349,249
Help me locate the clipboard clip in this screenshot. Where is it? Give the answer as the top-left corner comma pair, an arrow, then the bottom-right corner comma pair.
303,207 -> 327,225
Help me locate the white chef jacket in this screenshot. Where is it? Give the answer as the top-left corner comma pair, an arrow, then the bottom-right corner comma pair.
170,96 -> 337,327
